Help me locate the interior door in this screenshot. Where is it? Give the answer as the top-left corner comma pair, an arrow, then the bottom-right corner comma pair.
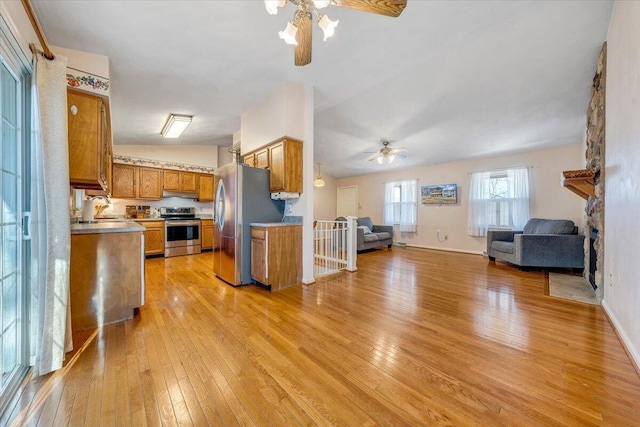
337,186 -> 359,217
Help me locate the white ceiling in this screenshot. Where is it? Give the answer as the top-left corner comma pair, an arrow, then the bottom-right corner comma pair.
32,0 -> 613,178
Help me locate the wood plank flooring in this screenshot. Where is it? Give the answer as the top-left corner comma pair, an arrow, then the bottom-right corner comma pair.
4,248 -> 640,426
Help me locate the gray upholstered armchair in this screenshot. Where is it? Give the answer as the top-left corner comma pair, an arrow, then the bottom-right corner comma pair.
487,218 -> 585,269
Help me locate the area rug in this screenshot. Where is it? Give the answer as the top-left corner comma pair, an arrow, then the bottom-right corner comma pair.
548,273 -> 599,305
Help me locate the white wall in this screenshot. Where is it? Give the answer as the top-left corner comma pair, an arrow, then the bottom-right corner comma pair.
336,144 -> 585,254
240,83 -> 315,283
602,1 -> 640,368
314,173 -> 337,221
0,1 -> 38,57
113,145 -> 218,168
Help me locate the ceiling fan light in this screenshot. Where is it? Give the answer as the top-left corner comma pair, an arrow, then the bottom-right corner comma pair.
377,156 -> 383,164
388,154 -> 395,163
264,0 -> 286,15
313,0 -> 331,9
318,14 -> 339,41
278,21 -> 299,45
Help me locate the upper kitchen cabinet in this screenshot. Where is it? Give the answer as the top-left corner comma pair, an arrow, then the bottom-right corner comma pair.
111,164 -> 162,200
268,137 -> 302,193
255,148 -> 269,169
197,174 -> 214,202
111,164 -> 136,199
138,167 -> 163,199
68,89 -> 111,191
163,170 -> 197,192
243,137 -> 303,194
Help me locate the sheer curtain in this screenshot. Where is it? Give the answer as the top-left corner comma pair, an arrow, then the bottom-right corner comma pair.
399,180 -> 417,232
383,183 -> 395,226
30,47 -> 72,376
383,180 -> 417,232
467,168 -> 530,236
508,168 -> 530,230
467,171 -> 492,236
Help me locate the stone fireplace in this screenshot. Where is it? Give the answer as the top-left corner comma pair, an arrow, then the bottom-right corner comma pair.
561,43 -> 605,302
584,43 -> 606,301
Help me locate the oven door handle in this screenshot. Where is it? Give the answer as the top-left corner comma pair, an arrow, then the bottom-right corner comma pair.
166,220 -> 201,227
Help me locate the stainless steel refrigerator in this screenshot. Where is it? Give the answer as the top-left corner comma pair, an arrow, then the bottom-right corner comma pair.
213,163 -> 284,286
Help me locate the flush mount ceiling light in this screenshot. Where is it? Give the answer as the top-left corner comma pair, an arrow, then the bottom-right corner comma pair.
314,162 -> 326,187
367,140 -> 407,164
160,114 -> 192,138
265,0 -> 407,66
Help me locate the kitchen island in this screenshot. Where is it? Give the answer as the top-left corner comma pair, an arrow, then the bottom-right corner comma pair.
70,221 -> 145,331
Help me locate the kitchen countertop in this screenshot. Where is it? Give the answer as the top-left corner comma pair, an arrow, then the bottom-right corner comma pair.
71,221 -> 146,235
250,222 -> 302,227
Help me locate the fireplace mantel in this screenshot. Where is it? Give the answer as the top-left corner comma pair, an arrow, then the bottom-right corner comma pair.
562,169 -> 596,200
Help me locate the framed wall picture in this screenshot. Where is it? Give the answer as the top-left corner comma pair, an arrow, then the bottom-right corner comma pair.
421,184 -> 457,204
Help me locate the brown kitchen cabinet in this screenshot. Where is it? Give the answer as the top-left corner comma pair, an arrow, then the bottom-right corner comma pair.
111,164 -> 162,200
197,174 -> 214,201
137,220 -> 165,256
138,167 -> 163,199
111,164 -> 136,198
255,148 -> 269,169
243,137 -> 303,194
201,219 -> 214,250
244,153 -> 256,167
250,224 -> 302,291
68,89 -> 112,192
163,170 -> 197,192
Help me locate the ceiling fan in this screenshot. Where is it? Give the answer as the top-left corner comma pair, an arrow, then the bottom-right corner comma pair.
265,0 -> 408,66
367,140 -> 407,164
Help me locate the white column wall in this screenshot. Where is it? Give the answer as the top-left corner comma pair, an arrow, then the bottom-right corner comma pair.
240,82 -> 315,284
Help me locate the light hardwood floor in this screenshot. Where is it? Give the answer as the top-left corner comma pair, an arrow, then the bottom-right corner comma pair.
4,248 -> 640,426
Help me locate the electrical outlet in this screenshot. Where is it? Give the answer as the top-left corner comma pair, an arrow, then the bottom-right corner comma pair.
286,203 -> 293,214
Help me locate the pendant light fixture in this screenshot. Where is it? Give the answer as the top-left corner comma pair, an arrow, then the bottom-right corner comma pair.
314,162 -> 326,187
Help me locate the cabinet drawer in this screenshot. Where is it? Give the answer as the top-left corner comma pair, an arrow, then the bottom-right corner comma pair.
251,228 -> 266,240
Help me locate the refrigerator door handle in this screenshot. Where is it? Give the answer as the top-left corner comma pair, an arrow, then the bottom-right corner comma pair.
215,179 -> 225,232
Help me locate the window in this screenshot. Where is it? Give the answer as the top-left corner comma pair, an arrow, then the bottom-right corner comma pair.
384,180 -> 417,232
467,168 -> 530,236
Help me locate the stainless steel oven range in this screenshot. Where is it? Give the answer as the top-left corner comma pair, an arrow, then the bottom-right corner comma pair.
161,207 -> 201,257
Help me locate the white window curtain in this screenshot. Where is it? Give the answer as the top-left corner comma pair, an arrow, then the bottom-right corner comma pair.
467,168 -> 530,236
384,180 -> 417,233
30,47 -> 73,376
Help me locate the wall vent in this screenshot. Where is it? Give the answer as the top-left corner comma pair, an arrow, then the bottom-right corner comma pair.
394,241 -> 407,247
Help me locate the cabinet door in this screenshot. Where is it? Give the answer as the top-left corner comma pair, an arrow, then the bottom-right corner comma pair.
180,172 -> 197,192
138,167 -> 162,199
244,153 -> 256,167
163,170 -> 180,190
138,221 -> 165,256
255,149 -> 269,169
112,164 -> 136,199
68,90 -> 102,188
251,237 -> 267,284
269,142 -> 285,192
201,222 -> 213,250
197,174 -> 214,202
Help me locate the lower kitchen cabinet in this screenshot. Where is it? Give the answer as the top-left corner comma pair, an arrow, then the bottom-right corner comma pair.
250,224 -> 301,291
70,229 -> 144,331
201,219 -> 213,251
137,220 -> 165,256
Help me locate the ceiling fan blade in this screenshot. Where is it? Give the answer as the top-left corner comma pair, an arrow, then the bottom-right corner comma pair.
335,0 -> 407,18
394,153 -> 407,160
295,12 -> 312,66
389,147 -> 407,154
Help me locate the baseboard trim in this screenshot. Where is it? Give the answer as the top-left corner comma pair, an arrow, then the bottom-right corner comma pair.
601,300 -> 640,378
406,244 -> 484,256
